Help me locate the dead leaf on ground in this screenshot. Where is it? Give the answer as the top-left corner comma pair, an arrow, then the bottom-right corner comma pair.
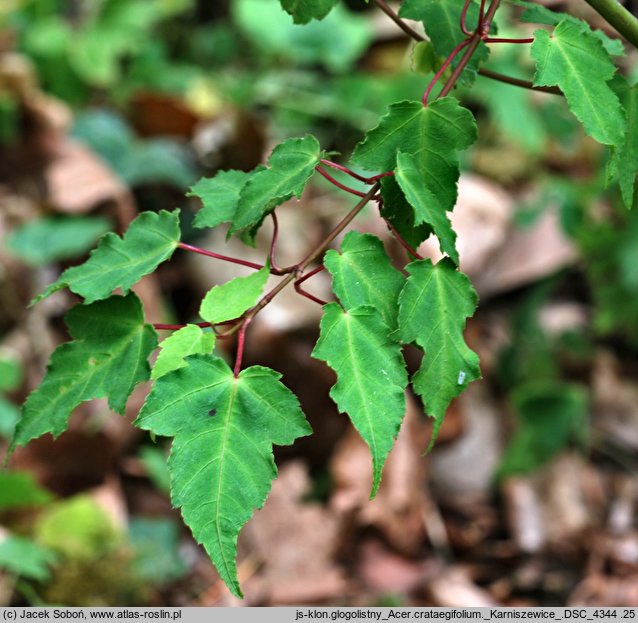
330,393 -> 429,554
244,461 -> 348,604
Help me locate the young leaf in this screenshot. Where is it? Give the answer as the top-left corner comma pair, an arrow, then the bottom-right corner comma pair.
11,294 -> 157,452
312,303 -> 408,497
152,325 -> 216,380
400,0 -> 490,85
230,136 -> 322,238
398,259 -> 480,448
608,81 -> 638,209
395,150 -> 459,265
379,177 -> 433,250
199,266 -> 270,324
324,232 -> 405,330
351,98 -> 477,173
135,355 -> 312,598
279,0 -> 339,24
189,169 -> 263,230
531,20 -> 625,146
35,210 -> 181,305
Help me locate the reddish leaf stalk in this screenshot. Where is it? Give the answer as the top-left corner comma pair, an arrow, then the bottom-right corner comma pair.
178,242 -> 263,271
320,159 -> 371,183
153,322 -> 212,331
384,220 -> 424,260
233,317 -> 252,378
422,38 -> 472,105
294,265 -> 327,305
483,36 -> 534,44
460,0 -> 474,36
316,166 -> 367,197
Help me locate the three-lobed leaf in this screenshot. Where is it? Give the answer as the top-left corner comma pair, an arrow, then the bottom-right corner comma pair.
135,354 -> 312,598
324,232 -> 405,329
531,20 -> 625,146
199,267 -> 270,324
351,98 -> 477,173
230,135 -> 322,238
312,303 -> 408,497
398,259 -> 480,448
35,210 -> 181,305
12,294 -> 157,452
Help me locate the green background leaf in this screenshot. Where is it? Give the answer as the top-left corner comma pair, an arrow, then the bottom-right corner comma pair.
6,216 -> 112,267
0,535 -> 57,581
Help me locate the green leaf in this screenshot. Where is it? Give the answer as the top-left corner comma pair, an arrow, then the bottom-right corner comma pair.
35,210 -> 181,305
324,232 -> 405,330
400,0 -> 489,85
531,20 -> 625,146
234,0 -> 372,73
135,354 -> 312,598
6,216 -> 112,267
0,397 -> 19,440
200,267 -> 270,324
395,150 -> 459,264
0,535 -> 57,581
312,303 -> 408,497
130,518 -> 188,584
189,169 -> 260,230
11,294 -> 157,452
35,495 -> 123,560
351,97 -> 477,173
230,136 -> 322,238
280,0 -> 339,24
513,0 -> 625,56
497,382 -> 588,477
0,472 -> 53,510
139,446 -> 171,494
152,325 -> 215,380
398,259 -> 480,447
379,177 -> 433,250
0,355 -> 22,392
609,81 -> 638,209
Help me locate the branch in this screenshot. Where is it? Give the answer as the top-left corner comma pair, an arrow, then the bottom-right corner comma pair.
583,0 -> 638,50
217,184 -> 380,340
372,0 -> 563,97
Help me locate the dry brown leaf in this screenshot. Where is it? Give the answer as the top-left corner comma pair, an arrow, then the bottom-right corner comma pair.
427,566 -> 501,606
45,141 -> 126,214
244,461 -> 348,604
330,393 -> 429,554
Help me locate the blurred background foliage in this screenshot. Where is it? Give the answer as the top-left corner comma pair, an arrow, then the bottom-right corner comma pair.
0,0 -> 637,607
